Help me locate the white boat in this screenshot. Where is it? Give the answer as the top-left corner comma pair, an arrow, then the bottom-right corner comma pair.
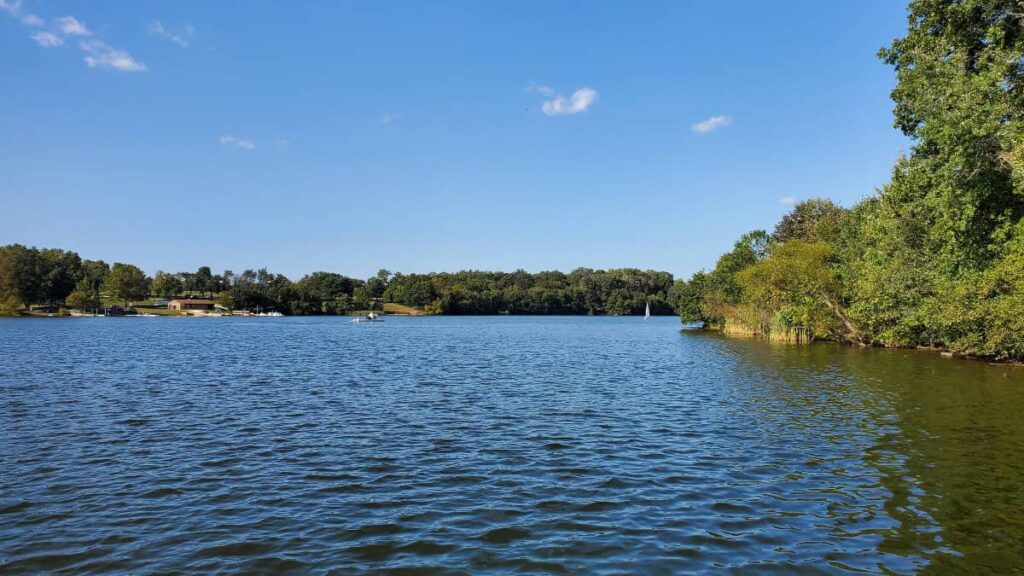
644,302 -> 651,320
266,311 -> 284,317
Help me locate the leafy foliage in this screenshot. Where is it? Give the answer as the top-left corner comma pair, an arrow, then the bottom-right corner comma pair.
772,199 -> 847,244
151,271 -> 184,299
65,278 -> 101,311
104,263 -> 149,306
680,0 -> 1024,360
673,231 -> 770,328
737,241 -> 857,341
382,268 -> 675,315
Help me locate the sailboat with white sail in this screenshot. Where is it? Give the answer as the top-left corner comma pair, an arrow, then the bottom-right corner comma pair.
644,302 -> 651,320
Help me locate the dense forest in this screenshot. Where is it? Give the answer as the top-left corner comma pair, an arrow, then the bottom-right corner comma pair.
0,246 -> 680,317
677,0 -> 1024,360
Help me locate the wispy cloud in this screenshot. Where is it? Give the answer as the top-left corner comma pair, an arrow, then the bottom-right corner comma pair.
81,39 -> 146,72
149,20 -> 194,48
525,81 -> 555,97
779,196 -> 796,205
1,7 -> 145,73
0,0 -> 20,16
220,135 -> 256,151
536,86 -> 599,116
691,115 -> 733,134
31,31 -> 63,47
379,113 -> 400,124
55,15 -> 89,36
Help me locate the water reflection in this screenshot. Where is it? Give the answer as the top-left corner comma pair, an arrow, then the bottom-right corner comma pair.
0,317 -> 1021,573
709,334 -> 1024,573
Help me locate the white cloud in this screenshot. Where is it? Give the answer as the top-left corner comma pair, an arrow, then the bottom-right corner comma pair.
3,7 -> 145,72
540,87 -> 598,116
0,0 -> 21,16
220,135 -> 256,151
779,196 -> 796,205
379,113 -> 399,124
149,20 -> 194,48
55,16 -> 89,36
526,82 -> 555,97
31,31 -> 63,47
691,115 -> 733,134
80,39 -> 146,72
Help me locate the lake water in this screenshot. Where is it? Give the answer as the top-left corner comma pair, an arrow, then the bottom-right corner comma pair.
1,316 -> 1023,574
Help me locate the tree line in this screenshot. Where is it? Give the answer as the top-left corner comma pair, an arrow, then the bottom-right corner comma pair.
379,269 -> 678,315
0,246 -> 681,317
677,0 -> 1024,360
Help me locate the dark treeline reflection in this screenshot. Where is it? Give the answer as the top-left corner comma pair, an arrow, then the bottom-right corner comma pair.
696,331 -> 1024,573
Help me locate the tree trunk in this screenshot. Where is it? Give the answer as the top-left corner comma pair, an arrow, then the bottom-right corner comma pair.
821,295 -> 862,344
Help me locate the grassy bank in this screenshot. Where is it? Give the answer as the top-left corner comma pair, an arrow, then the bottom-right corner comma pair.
133,306 -> 187,316
382,303 -> 429,316
719,318 -> 815,344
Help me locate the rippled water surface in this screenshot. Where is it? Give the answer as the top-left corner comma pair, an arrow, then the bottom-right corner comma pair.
2,316 -> 1024,574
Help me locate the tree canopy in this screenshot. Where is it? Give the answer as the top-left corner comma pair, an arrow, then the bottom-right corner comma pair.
677,0 -> 1024,360
104,263 -> 149,306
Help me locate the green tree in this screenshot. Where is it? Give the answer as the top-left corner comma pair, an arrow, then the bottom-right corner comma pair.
65,277 -> 101,311
219,270 -> 234,293
879,0 -> 1024,272
152,271 -> 183,298
178,272 -> 196,295
291,271 -> 358,315
38,249 -> 82,304
195,266 -> 213,297
772,199 -> 847,244
104,263 -> 149,306
683,230 -> 770,327
0,244 -> 42,307
605,288 -> 644,316
675,272 -> 710,323
366,269 -> 390,299
351,285 -> 372,310
81,259 -> 110,291
737,241 -> 860,342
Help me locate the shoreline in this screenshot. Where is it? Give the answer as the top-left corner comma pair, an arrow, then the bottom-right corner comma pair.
9,311 -> 681,319
691,326 -> 1024,366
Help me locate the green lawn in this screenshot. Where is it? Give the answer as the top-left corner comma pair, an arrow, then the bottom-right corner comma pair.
382,303 -> 429,315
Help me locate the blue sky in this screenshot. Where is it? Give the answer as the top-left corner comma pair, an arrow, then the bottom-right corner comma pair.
0,1 -> 910,280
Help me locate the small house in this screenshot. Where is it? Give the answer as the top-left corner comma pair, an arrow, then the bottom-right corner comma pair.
168,298 -> 216,311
